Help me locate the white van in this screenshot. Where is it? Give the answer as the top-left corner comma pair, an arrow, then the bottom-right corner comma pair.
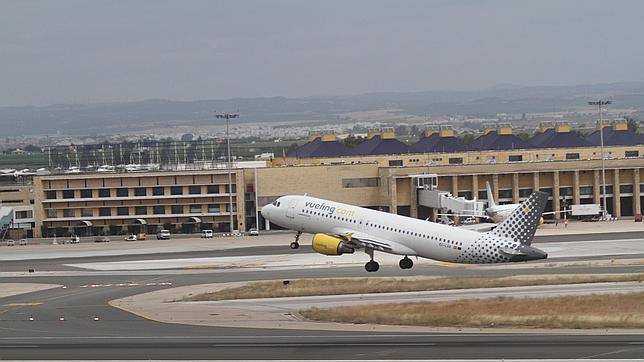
201,230 -> 214,238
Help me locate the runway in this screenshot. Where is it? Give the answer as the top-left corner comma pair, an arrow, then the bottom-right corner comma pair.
1,232 -> 643,360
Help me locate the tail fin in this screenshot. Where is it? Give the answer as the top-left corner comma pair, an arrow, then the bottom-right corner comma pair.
485,181 -> 496,208
490,191 -> 548,246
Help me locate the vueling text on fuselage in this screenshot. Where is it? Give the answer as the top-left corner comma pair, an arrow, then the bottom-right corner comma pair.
304,201 -> 355,217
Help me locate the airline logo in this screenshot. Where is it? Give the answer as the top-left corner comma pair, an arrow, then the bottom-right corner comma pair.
304,201 -> 355,217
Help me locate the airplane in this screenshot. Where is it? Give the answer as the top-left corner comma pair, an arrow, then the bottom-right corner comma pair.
260,191 -> 548,272
483,181 -> 521,223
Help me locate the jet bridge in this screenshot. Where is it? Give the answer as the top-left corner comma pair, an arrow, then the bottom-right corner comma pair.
412,174 -> 485,217
0,207 -> 13,241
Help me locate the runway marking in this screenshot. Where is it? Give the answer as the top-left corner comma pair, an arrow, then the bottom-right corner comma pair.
79,282 -> 172,288
0,345 -> 39,348
2,302 -> 43,307
582,346 -> 644,359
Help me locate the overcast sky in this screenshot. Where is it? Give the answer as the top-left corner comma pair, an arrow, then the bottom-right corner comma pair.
1,0 -> 643,106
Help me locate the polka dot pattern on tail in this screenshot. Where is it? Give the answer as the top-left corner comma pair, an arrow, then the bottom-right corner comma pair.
490,191 -> 548,246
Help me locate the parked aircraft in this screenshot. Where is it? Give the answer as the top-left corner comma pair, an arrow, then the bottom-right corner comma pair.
261,191 -> 548,272
484,181 -> 521,223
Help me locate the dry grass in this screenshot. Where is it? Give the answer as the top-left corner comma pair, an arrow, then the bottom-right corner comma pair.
183,273 -> 644,301
300,292 -> 644,329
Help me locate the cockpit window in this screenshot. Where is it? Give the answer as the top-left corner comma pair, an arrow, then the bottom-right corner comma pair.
272,201 -> 281,207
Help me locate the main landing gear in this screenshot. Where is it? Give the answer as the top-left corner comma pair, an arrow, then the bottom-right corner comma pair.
364,247 -> 380,272
399,256 -> 413,270
289,231 -> 301,249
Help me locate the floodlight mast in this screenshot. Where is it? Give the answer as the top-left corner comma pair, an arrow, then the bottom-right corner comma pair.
588,100 -> 612,218
215,112 -> 239,232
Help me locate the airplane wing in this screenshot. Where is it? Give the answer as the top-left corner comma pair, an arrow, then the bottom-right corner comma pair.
329,227 -> 417,256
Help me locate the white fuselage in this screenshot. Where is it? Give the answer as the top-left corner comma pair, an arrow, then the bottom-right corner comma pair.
485,204 -> 519,223
262,195 -> 509,263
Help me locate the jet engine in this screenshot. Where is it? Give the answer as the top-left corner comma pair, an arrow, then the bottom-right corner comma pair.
312,234 -> 355,255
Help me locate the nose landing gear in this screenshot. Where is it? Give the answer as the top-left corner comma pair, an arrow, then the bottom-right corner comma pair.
289,231 -> 301,249
399,256 -> 413,269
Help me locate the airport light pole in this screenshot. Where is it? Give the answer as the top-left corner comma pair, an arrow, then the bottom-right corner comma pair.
215,112 -> 239,232
588,100 -> 612,218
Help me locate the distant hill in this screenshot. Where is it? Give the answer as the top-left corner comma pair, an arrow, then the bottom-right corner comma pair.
1,82 -> 643,136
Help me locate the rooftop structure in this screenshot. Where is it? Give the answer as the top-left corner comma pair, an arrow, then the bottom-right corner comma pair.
529,122 -> 592,148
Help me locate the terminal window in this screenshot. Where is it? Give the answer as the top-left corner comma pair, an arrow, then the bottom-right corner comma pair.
152,187 -> 164,196
16,210 -> 33,219
63,209 -> 74,217
171,186 -> 183,195
579,186 -> 593,195
81,208 -> 93,217
448,157 -> 463,164
207,185 -> 219,194
99,208 -> 111,216
620,185 -> 633,193
153,206 -> 165,215
62,190 -> 75,199
80,189 -> 92,198
625,150 -> 639,158
498,189 -> 513,199
135,206 -> 147,215
208,204 -> 220,213
509,155 -> 523,162
134,187 -> 146,197
565,153 -> 580,160
388,160 -> 403,167
98,189 -> 110,197
189,185 -> 201,195
116,188 -> 128,197
189,204 -> 201,213
117,207 -> 129,216
171,205 -> 184,214
342,178 -> 379,188
45,190 -> 56,199
46,209 -> 56,218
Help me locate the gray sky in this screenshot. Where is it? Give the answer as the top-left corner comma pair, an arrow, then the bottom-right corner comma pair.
1,0 -> 643,106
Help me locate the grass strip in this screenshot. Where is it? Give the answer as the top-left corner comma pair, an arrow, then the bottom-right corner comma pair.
183,273 -> 644,301
300,292 -> 644,329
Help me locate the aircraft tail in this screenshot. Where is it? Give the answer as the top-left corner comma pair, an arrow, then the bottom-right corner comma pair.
489,191 -> 548,246
485,181 -> 496,208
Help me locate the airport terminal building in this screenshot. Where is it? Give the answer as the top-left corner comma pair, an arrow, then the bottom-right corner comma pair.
1,121 -> 641,238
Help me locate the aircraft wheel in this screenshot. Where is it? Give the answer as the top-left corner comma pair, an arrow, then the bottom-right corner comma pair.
399,257 -> 413,269
289,241 -> 299,249
365,260 -> 379,272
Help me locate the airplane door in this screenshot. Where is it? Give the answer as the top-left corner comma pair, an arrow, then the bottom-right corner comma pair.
286,200 -> 296,219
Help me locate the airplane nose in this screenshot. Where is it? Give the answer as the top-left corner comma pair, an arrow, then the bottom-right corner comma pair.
261,204 -> 271,219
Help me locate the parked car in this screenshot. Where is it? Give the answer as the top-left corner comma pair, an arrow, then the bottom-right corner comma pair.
156,230 -> 171,240
6,239 -> 15,246
94,236 -> 111,243
18,238 -> 28,246
248,228 -> 259,236
125,234 -> 137,241
201,230 -> 214,238
67,235 -> 80,244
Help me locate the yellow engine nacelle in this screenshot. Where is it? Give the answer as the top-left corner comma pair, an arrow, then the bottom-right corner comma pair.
312,234 -> 355,256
